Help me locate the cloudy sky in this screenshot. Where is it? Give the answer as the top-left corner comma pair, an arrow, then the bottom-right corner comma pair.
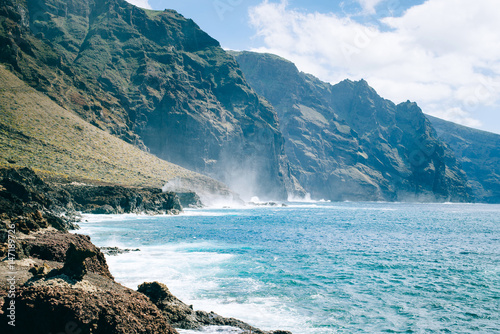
126,0 -> 500,134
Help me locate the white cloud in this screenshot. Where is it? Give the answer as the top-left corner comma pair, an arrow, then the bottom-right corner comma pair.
428,107 -> 483,128
356,0 -> 384,14
125,0 -> 152,9
248,0 -> 500,131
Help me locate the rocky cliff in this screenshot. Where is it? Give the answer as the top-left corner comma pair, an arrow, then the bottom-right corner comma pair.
427,115 -> 500,203
0,65 -> 235,205
0,0 -> 299,200
231,51 -> 472,202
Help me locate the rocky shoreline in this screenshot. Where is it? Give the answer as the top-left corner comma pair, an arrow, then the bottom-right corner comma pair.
0,167 -> 291,333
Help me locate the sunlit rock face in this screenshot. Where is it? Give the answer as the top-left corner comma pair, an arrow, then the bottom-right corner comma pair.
232,51 -> 473,202
0,0 -> 301,200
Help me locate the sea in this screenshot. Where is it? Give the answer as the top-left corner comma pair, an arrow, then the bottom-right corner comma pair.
76,202 -> 500,334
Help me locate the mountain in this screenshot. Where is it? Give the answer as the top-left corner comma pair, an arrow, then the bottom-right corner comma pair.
0,0 -> 301,200
231,51 -> 472,202
0,64 -> 236,204
427,115 -> 500,203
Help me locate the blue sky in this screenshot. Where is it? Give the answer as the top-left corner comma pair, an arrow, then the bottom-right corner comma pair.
145,0 -> 425,50
128,0 -> 500,134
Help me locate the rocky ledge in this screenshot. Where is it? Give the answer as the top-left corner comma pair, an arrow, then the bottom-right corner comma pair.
0,167 -> 292,333
0,230 -> 176,333
0,167 -> 186,235
139,281 -> 290,334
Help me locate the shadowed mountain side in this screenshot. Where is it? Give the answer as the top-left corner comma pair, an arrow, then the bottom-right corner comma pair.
427,115 -> 500,203
231,51 -> 472,202
0,65 -> 235,201
0,0 -> 301,200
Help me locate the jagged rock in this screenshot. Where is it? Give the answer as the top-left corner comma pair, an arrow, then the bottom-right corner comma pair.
0,285 -> 178,334
138,281 -> 291,333
0,0 -> 300,200
428,115 -> 500,203
21,230 -> 113,279
0,167 -> 183,245
138,281 -> 201,329
232,51 -> 473,202
61,183 -> 182,215
0,167 -> 75,233
57,243 -> 96,280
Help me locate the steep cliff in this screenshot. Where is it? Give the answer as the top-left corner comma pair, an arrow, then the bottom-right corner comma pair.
427,115 -> 500,203
0,0 -> 299,200
232,51 -> 472,202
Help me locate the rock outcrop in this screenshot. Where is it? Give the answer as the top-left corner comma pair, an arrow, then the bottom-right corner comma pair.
21,230 -> 113,279
0,167 -> 77,234
0,168 -> 292,334
0,167 -> 182,236
0,228 -> 175,334
0,166 -> 184,260
427,115 -> 500,203
232,51 -> 473,202
62,183 -> 182,215
2,284 -> 177,334
0,0 -> 300,200
138,281 -> 292,334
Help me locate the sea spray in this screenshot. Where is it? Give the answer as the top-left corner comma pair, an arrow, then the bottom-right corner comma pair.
77,203 -> 500,333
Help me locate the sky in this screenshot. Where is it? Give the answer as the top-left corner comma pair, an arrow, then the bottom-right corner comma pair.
126,0 -> 500,135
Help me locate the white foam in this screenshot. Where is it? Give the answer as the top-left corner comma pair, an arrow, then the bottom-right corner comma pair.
101,243 -> 233,297
80,213 -> 171,223
178,326 -> 243,334
182,296 -> 303,332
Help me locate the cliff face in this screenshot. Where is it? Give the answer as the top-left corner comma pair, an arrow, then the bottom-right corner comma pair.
0,0 -> 297,200
232,51 -> 472,202
427,115 -> 500,203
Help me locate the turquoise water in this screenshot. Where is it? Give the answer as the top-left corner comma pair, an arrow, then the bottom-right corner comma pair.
78,202 -> 500,333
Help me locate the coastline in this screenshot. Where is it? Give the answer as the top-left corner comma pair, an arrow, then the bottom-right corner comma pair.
0,167 -> 291,334
78,203 -> 500,333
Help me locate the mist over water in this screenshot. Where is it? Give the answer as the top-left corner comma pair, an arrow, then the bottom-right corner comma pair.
78,203 -> 500,333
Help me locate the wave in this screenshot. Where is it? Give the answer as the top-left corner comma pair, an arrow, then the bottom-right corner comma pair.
178,326 -> 243,334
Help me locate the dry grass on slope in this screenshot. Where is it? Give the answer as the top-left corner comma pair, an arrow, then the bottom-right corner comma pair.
0,65 -> 225,191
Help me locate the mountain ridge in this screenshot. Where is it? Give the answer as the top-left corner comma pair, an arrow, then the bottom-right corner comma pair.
0,64 -> 236,204
231,50 -> 473,202
0,0 -> 302,200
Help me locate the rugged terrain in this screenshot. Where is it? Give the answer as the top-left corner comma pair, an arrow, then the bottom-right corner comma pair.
428,115 -> 500,203
0,0 -> 301,200
232,51 -> 473,202
0,167 -> 291,333
0,64 -> 236,204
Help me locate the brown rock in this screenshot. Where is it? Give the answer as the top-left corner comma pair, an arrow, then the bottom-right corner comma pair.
138,281 -> 291,333
28,263 -> 51,278
0,285 -> 178,334
21,231 -> 113,279
57,243 -> 96,280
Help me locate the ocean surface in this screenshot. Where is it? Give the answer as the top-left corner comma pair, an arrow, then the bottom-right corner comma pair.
77,202 -> 500,334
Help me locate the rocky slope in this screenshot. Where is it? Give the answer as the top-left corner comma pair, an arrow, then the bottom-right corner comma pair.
0,167 -> 183,238
0,0 -> 300,200
0,64 -> 236,204
427,115 -> 500,203
0,168 -> 291,333
232,51 -> 473,202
